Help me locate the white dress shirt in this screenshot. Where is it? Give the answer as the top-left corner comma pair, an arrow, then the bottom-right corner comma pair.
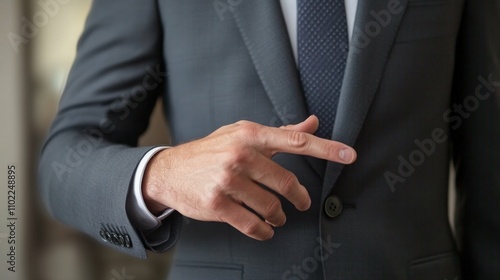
280,0 -> 358,63
127,0 -> 359,232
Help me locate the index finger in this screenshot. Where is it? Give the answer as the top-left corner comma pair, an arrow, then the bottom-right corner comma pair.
257,127 -> 357,164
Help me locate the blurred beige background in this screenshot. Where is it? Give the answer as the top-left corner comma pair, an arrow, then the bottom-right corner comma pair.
1,0 -> 173,279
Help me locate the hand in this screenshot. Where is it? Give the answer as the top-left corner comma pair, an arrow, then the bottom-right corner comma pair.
142,115 -> 356,240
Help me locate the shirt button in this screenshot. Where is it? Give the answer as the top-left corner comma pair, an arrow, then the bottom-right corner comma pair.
324,196 -> 343,218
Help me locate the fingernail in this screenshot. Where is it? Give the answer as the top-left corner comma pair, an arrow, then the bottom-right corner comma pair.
339,148 -> 355,163
266,216 -> 286,227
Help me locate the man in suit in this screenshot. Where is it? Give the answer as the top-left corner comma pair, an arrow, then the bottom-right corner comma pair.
38,0 -> 499,279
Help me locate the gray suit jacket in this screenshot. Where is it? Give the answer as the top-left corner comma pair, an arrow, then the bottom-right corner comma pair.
38,0 -> 500,279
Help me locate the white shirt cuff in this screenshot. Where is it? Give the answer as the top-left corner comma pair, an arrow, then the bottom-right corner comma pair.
126,146 -> 175,231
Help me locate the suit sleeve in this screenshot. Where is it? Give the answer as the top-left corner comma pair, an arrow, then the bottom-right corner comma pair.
37,0 -> 182,259
452,0 -> 500,278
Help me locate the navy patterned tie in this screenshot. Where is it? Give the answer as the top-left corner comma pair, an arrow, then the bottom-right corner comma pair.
298,0 -> 349,138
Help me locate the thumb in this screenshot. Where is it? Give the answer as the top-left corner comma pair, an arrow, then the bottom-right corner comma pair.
280,115 -> 319,134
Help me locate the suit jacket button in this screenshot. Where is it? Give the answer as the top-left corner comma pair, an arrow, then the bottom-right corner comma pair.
124,234 -> 132,248
324,196 -> 343,218
99,230 -> 107,242
111,233 -> 120,245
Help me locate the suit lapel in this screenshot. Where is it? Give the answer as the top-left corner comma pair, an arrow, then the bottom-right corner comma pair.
232,0 -> 409,186
232,1 -> 326,177
231,1 -> 308,124
322,0 -> 409,198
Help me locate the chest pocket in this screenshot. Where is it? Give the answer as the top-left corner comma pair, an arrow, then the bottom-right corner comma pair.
396,0 -> 464,43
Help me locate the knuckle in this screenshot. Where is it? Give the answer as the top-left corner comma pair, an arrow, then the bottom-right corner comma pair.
238,122 -> 259,138
323,143 -> 338,160
205,193 -> 226,212
241,220 -> 261,236
264,198 -> 282,218
278,172 -> 298,196
288,131 -> 309,149
215,170 -> 235,188
225,147 -> 257,166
